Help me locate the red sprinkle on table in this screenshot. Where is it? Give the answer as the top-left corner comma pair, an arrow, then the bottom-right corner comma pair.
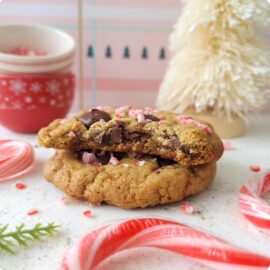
27,209 -> 39,216
250,165 -> 261,172
15,182 -> 26,190
83,210 -> 92,218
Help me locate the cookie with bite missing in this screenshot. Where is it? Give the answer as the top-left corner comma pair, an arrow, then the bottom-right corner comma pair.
44,149 -> 216,209
38,106 -> 223,166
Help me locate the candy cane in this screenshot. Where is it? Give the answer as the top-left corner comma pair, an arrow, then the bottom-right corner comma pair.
239,169 -> 270,233
0,139 -> 34,181
61,218 -> 270,270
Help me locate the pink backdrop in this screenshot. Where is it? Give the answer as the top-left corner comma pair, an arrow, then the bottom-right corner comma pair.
0,0 -> 269,113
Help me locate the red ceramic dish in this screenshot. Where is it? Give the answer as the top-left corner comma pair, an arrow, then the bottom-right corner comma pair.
0,72 -> 75,132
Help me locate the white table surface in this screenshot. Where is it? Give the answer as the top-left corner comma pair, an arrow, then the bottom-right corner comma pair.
0,116 -> 270,270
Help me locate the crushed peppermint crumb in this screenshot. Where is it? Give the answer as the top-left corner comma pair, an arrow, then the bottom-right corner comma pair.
67,131 -> 76,138
60,196 -> 76,205
83,210 -> 92,217
109,156 -> 120,165
136,160 -> 145,166
136,113 -> 145,123
95,105 -> 113,111
154,168 -> 162,174
27,209 -> 39,216
180,202 -> 196,215
114,111 -> 126,118
223,141 -> 234,150
82,152 -> 97,164
15,182 -> 26,190
176,115 -> 212,135
250,165 -> 261,172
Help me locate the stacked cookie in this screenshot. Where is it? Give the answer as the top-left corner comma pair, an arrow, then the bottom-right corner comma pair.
38,106 -> 223,209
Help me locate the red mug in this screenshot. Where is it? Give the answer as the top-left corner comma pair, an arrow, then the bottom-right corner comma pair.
0,72 -> 75,133
0,24 -> 76,133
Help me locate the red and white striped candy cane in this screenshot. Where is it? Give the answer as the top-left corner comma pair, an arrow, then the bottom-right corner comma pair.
239,169 -> 270,233
61,218 -> 270,270
0,139 -> 34,181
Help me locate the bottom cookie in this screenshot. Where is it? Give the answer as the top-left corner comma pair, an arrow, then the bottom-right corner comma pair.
44,150 -> 216,209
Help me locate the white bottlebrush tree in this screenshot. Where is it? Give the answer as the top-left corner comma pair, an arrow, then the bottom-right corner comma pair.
157,0 -> 270,119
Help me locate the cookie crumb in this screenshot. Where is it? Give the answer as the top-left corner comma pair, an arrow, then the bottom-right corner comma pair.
27,209 -> 39,216
15,182 -> 26,190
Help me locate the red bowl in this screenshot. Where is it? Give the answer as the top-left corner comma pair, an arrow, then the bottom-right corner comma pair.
0,72 -> 75,133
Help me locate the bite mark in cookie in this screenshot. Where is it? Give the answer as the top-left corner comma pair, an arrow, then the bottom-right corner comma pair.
38,107 -> 224,166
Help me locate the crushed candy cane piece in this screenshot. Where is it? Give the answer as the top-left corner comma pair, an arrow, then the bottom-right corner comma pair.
114,111 -> 126,118
116,105 -> 131,111
250,165 -> 261,172
6,46 -> 47,56
180,202 -> 196,215
82,152 -> 97,164
223,141 -> 234,150
67,131 -> 76,138
154,168 -> 162,174
176,115 -> 190,121
137,114 -> 145,123
83,210 -> 92,218
129,109 -> 144,117
95,105 -> 113,111
176,116 -> 212,135
60,196 -> 76,205
27,209 -> 39,216
15,182 -> 26,190
109,156 -> 120,165
136,160 -> 145,167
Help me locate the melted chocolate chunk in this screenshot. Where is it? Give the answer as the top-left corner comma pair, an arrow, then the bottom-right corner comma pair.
124,131 -> 141,141
101,121 -> 124,145
144,114 -> 160,122
79,109 -> 111,128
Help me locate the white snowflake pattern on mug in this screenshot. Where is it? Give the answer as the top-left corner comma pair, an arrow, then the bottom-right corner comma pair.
9,79 -> 26,95
38,96 -> 47,104
30,82 -> 42,93
24,97 -> 32,104
50,99 -> 57,106
0,80 -> 7,86
46,80 -> 60,95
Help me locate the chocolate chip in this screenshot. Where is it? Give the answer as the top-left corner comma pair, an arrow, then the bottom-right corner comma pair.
180,145 -> 191,155
96,151 -> 110,165
124,131 -> 141,140
144,114 -> 160,122
79,109 -> 111,128
101,121 -> 124,145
